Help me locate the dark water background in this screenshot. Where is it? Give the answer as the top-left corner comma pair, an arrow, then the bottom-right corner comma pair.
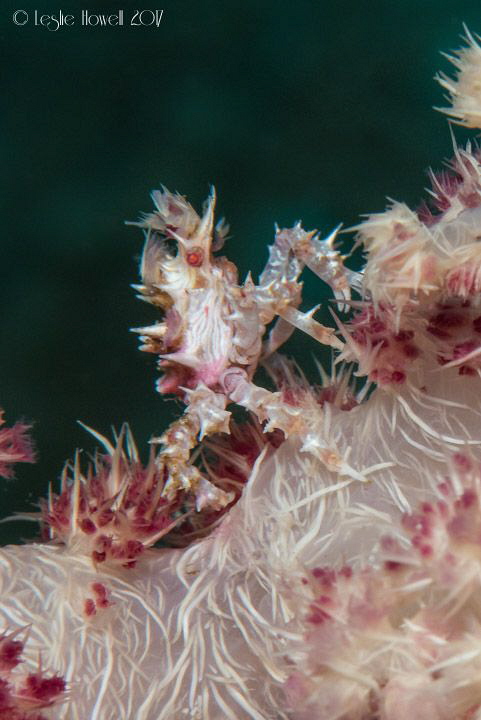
1,1 -> 479,542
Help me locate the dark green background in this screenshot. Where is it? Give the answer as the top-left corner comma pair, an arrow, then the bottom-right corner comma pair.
1,1 -> 479,542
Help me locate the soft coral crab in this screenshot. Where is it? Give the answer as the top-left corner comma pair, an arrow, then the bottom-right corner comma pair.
131,186 -> 356,505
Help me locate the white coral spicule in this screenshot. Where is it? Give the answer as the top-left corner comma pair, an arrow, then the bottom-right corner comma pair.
1,369 -> 480,720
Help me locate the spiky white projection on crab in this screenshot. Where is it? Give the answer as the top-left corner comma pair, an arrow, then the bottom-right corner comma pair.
4,27 -> 481,720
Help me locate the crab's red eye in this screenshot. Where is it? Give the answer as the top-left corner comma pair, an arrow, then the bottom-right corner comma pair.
186,247 -> 204,267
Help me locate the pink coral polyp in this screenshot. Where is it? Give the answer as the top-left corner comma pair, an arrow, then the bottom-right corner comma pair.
0,411 -> 34,479
41,429 -> 187,566
0,629 -> 66,720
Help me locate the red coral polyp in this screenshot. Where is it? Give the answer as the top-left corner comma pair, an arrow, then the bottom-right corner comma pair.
0,411 -> 34,479
16,673 -> 66,708
0,628 -> 66,720
0,632 -> 23,672
41,428 -> 187,566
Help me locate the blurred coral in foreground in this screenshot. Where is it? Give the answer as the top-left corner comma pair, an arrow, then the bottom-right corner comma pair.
3,27 -> 481,720
0,426 -> 65,720
0,626 -> 66,720
287,457 -> 481,719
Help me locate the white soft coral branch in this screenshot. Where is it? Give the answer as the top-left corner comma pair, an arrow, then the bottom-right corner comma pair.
436,25 -> 481,128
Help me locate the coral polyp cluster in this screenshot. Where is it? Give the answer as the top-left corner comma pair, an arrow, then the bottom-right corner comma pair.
437,26 -> 481,128
4,26 -> 481,720
0,411 -> 34,479
336,142 -> 481,388
0,628 -> 66,720
40,428 -> 184,567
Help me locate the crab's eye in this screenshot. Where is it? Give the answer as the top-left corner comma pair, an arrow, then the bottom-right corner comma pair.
186,247 -> 204,267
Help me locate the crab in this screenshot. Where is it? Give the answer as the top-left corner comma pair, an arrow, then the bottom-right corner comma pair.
131,187 -> 357,505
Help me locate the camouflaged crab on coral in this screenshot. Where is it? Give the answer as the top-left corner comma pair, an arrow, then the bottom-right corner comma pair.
3,27 -> 481,720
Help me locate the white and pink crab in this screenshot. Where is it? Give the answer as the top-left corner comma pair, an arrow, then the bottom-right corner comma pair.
131,185 -> 362,504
